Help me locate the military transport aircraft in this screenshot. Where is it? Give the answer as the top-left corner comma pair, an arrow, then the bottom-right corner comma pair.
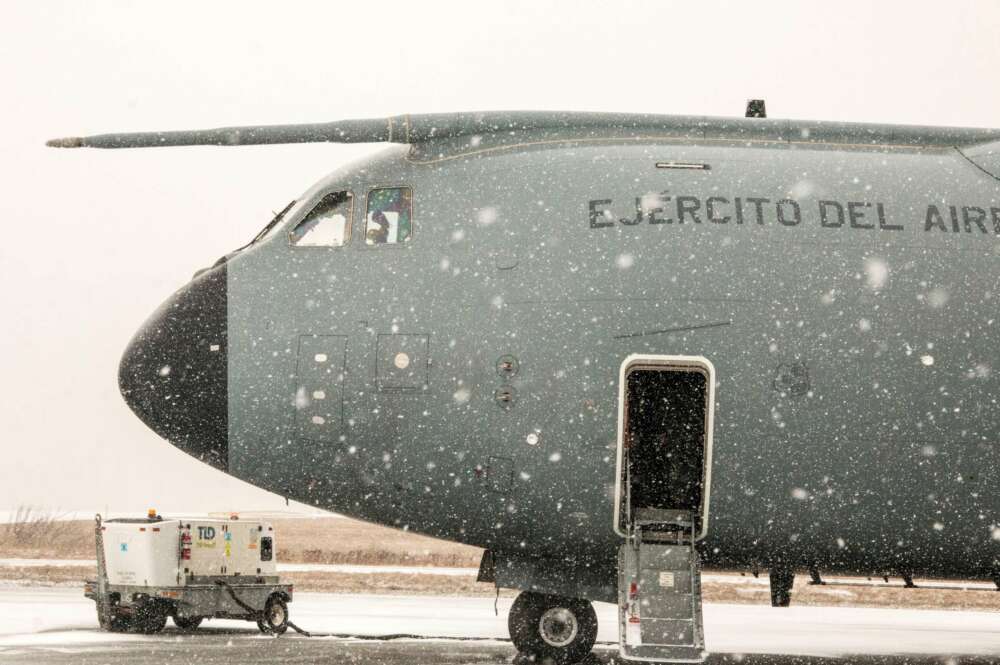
49,104 -> 1000,663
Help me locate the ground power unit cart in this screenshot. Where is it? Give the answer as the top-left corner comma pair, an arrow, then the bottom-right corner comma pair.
85,512 -> 293,634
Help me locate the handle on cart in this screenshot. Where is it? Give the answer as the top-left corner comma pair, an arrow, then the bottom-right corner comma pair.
93,514 -> 113,626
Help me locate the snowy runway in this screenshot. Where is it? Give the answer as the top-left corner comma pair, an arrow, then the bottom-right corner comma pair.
2,587 -> 1000,663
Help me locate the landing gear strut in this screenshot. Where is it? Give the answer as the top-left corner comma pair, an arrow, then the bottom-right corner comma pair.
508,591 -> 597,664
808,567 -> 824,585
769,567 -> 794,607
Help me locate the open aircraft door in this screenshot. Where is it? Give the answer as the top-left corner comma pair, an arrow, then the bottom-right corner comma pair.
614,355 -> 715,663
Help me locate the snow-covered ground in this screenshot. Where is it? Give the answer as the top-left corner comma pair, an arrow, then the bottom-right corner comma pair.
277,562 -> 480,576
0,559 -> 94,569
2,587 -> 1000,657
0,559 -> 479,577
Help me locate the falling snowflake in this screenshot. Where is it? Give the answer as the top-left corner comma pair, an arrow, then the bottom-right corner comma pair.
477,207 -> 498,226
927,288 -> 949,308
864,257 -> 888,290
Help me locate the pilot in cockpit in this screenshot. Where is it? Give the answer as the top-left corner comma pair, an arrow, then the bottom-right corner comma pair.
366,209 -> 390,244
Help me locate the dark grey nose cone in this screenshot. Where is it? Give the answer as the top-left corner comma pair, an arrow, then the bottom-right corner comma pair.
119,265 -> 228,470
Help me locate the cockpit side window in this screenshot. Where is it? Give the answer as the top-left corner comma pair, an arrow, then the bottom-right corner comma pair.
289,191 -> 353,247
365,187 -> 412,245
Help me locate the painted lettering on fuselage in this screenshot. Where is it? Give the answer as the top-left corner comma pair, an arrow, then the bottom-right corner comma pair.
588,194 -> 1000,236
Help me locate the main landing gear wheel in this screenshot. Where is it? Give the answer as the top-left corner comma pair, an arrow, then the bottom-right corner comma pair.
508,591 -> 597,664
257,594 -> 289,635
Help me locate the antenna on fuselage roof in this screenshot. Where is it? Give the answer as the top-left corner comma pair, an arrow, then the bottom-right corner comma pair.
745,99 -> 767,118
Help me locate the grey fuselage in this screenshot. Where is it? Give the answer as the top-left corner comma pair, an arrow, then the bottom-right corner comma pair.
121,122 -> 1000,602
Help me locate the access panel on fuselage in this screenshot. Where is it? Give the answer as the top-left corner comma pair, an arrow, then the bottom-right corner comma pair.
294,335 -> 348,442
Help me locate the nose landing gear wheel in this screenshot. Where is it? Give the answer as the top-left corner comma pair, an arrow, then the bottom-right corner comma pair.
508,591 -> 597,664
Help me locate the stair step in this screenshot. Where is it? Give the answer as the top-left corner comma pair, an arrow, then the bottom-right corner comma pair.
618,517 -> 704,662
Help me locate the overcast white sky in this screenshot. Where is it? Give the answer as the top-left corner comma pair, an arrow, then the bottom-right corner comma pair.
1,1 -> 998,515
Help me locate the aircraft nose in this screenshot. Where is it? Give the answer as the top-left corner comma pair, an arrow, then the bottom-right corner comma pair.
118,265 -> 228,470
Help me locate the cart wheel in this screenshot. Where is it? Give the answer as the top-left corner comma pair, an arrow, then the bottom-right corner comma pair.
132,602 -> 167,634
97,605 -> 131,632
173,616 -> 203,632
261,594 -> 289,635
508,591 -> 597,665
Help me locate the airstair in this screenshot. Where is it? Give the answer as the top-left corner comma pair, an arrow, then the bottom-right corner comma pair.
618,508 -> 705,662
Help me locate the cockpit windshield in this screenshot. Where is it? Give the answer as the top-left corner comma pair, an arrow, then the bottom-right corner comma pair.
246,200 -> 297,248
206,200 -> 298,270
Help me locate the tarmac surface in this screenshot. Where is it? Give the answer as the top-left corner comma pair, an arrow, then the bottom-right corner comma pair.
5,634 -> 1000,665
0,632 -> 1000,665
3,588 -> 1000,663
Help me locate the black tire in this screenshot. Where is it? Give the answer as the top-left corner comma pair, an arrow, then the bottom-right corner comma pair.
96,604 -> 131,633
109,615 -> 132,632
508,591 -> 597,665
131,602 -> 168,634
262,595 -> 289,635
173,616 -> 203,632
